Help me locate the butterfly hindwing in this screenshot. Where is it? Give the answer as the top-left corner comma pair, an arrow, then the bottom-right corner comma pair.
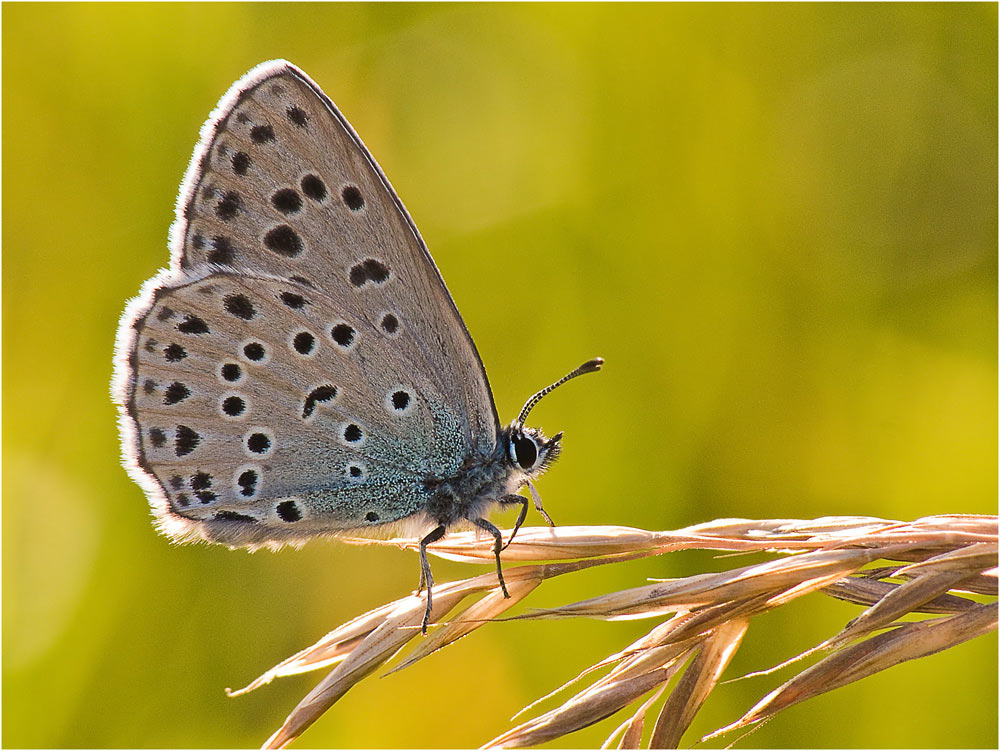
124,270 -> 472,544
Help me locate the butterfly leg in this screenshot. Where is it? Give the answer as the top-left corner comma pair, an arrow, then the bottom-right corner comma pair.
526,479 -> 556,526
499,494 -> 529,551
472,517 -> 510,599
418,525 -> 446,634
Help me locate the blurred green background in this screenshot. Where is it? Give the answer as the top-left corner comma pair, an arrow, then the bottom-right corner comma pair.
4,3 -> 996,748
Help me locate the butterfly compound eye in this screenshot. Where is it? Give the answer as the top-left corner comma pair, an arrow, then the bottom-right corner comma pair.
513,435 -> 539,470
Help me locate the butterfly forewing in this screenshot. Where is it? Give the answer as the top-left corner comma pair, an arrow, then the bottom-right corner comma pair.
117,60 -> 499,546
176,62 -> 497,448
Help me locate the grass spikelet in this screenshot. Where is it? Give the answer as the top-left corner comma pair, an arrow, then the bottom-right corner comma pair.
230,515 -> 996,748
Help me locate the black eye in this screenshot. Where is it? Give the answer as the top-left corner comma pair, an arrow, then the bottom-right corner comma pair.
513,436 -> 538,469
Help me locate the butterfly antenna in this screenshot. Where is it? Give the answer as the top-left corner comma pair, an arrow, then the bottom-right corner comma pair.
516,358 -> 604,428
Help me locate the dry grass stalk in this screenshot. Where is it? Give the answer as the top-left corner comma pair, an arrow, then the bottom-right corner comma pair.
229,515 -> 997,748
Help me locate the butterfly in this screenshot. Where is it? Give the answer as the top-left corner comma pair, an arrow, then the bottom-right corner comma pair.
112,59 -> 602,631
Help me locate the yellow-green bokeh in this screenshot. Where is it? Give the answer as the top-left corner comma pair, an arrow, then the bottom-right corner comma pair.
4,3 -> 996,748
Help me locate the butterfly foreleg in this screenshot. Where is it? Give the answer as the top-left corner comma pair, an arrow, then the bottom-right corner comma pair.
418,524 -> 446,634
471,517 -> 510,599
526,478 -> 556,527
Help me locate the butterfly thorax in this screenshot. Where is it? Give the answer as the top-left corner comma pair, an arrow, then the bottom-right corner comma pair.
421,449 -> 520,528
421,423 -> 560,530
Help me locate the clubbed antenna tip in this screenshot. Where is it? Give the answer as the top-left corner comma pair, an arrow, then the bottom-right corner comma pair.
516,357 -> 604,428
